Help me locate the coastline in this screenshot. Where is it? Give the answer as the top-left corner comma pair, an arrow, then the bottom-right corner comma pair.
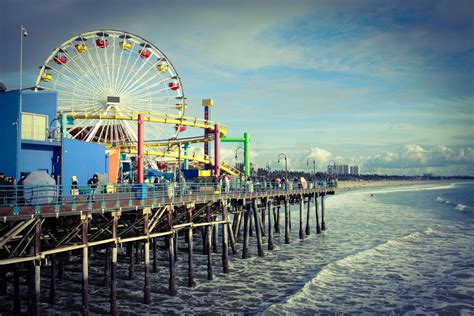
335,179 -> 463,191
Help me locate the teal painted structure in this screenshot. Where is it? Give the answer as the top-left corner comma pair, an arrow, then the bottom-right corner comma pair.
221,132 -> 250,177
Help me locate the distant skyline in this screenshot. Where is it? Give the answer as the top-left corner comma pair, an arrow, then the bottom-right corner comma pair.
1,0 -> 473,175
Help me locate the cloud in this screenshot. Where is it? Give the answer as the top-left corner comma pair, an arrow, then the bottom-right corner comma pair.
306,147 -> 332,169
363,144 -> 474,171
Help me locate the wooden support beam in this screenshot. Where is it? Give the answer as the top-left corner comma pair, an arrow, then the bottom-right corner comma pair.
305,196 -> 311,236
187,208 -> 195,287
173,227 -> 178,262
267,200 -> 274,250
212,216 -> 219,253
0,267 -> 6,296
299,196 -> 304,239
143,211 -> 151,304
49,254 -> 56,304
34,219 -> 41,316
275,205 -> 280,234
14,269 -> 20,314
103,247 -> 111,287
285,200 -> 290,244
221,203 -> 229,273
249,206 -> 253,238
110,212 -> 119,315
81,215 -> 90,316
58,252 -> 64,279
261,206 -> 266,237
252,200 -> 264,257
315,193 -> 321,234
242,204 -> 250,259
321,195 -> 326,231
168,207 -> 177,296
206,205 -> 213,280
227,221 -> 237,255
152,238 -> 158,273
128,242 -> 135,280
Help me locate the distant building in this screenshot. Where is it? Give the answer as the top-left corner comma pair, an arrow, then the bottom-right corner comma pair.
327,164 -> 359,176
350,165 -> 359,175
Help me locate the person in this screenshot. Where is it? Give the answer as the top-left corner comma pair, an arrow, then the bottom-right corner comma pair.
275,177 -> 281,190
246,177 -> 254,193
179,175 -> 187,197
71,176 -> 79,197
224,175 -> 230,193
87,174 -> 99,203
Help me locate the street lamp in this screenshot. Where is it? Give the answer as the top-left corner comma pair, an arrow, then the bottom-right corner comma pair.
17,25 -> 28,179
277,153 -> 288,184
307,158 -> 316,184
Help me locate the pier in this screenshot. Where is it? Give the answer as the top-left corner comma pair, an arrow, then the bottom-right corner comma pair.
0,182 -> 334,315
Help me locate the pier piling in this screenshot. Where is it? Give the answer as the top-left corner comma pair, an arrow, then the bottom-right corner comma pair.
168,207 -> 177,296
110,212 -> 119,315
81,215 -> 90,316
13,270 -> 20,314
305,196 -> 311,236
143,209 -> 151,304
242,204 -> 250,259
49,254 -> 56,304
285,200 -> 290,244
222,203 -> 229,273
315,193 -> 321,234
267,200 -> 274,250
299,196 -> 304,239
187,208 -> 195,287
253,200 -> 264,256
321,195 -> 326,231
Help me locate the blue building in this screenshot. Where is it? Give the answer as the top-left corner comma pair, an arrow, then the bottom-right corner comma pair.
0,89 -> 108,186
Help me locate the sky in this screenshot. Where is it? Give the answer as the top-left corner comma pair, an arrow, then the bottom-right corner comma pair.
1,0 -> 473,176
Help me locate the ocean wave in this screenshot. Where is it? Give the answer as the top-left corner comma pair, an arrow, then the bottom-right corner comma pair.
455,204 -> 468,211
371,183 -> 457,195
436,196 -> 471,211
265,226 -> 440,313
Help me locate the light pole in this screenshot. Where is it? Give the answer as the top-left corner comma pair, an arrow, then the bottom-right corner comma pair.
307,158 -> 316,185
277,153 -> 288,184
17,25 -> 28,179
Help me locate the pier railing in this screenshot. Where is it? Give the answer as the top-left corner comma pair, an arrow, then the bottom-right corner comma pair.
0,180 -> 335,216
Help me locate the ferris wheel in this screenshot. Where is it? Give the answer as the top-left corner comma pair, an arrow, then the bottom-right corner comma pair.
35,29 -> 186,146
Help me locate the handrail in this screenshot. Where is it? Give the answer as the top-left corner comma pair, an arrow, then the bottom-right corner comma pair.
0,180 -> 336,215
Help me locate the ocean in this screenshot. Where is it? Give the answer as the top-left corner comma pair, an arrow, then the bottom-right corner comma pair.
12,181 -> 474,314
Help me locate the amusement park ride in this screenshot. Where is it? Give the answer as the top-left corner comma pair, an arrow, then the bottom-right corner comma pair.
35,29 -> 250,182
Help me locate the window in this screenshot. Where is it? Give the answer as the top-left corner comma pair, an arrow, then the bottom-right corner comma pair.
21,112 -> 48,141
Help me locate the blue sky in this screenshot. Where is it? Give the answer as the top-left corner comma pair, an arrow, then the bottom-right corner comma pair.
1,0 -> 473,175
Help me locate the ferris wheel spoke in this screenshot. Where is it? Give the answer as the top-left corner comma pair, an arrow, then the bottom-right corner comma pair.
47,65 -> 103,101
92,43 -> 113,96
82,44 -> 109,93
125,74 -> 174,97
116,52 -> 156,96
115,42 -> 136,98
61,46 -> 105,93
118,57 -> 165,96
116,49 -> 142,95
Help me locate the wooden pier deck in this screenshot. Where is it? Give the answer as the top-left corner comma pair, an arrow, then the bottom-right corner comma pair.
0,185 -> 335,315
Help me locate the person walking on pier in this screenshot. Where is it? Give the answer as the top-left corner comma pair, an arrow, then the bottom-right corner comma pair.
87,174 -> 99,203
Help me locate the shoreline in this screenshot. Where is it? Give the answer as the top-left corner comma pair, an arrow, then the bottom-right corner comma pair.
335,179 -> 469,191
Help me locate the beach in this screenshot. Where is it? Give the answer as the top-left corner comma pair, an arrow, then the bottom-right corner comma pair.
337,179 -> 448,190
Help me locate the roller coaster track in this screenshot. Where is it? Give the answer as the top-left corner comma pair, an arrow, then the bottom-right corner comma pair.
60,110 -> 228,136
61,110 -> 243,176
122,149 -> 243,176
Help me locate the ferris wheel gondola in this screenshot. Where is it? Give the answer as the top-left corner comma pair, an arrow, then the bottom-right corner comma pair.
35,29 -> 186,146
